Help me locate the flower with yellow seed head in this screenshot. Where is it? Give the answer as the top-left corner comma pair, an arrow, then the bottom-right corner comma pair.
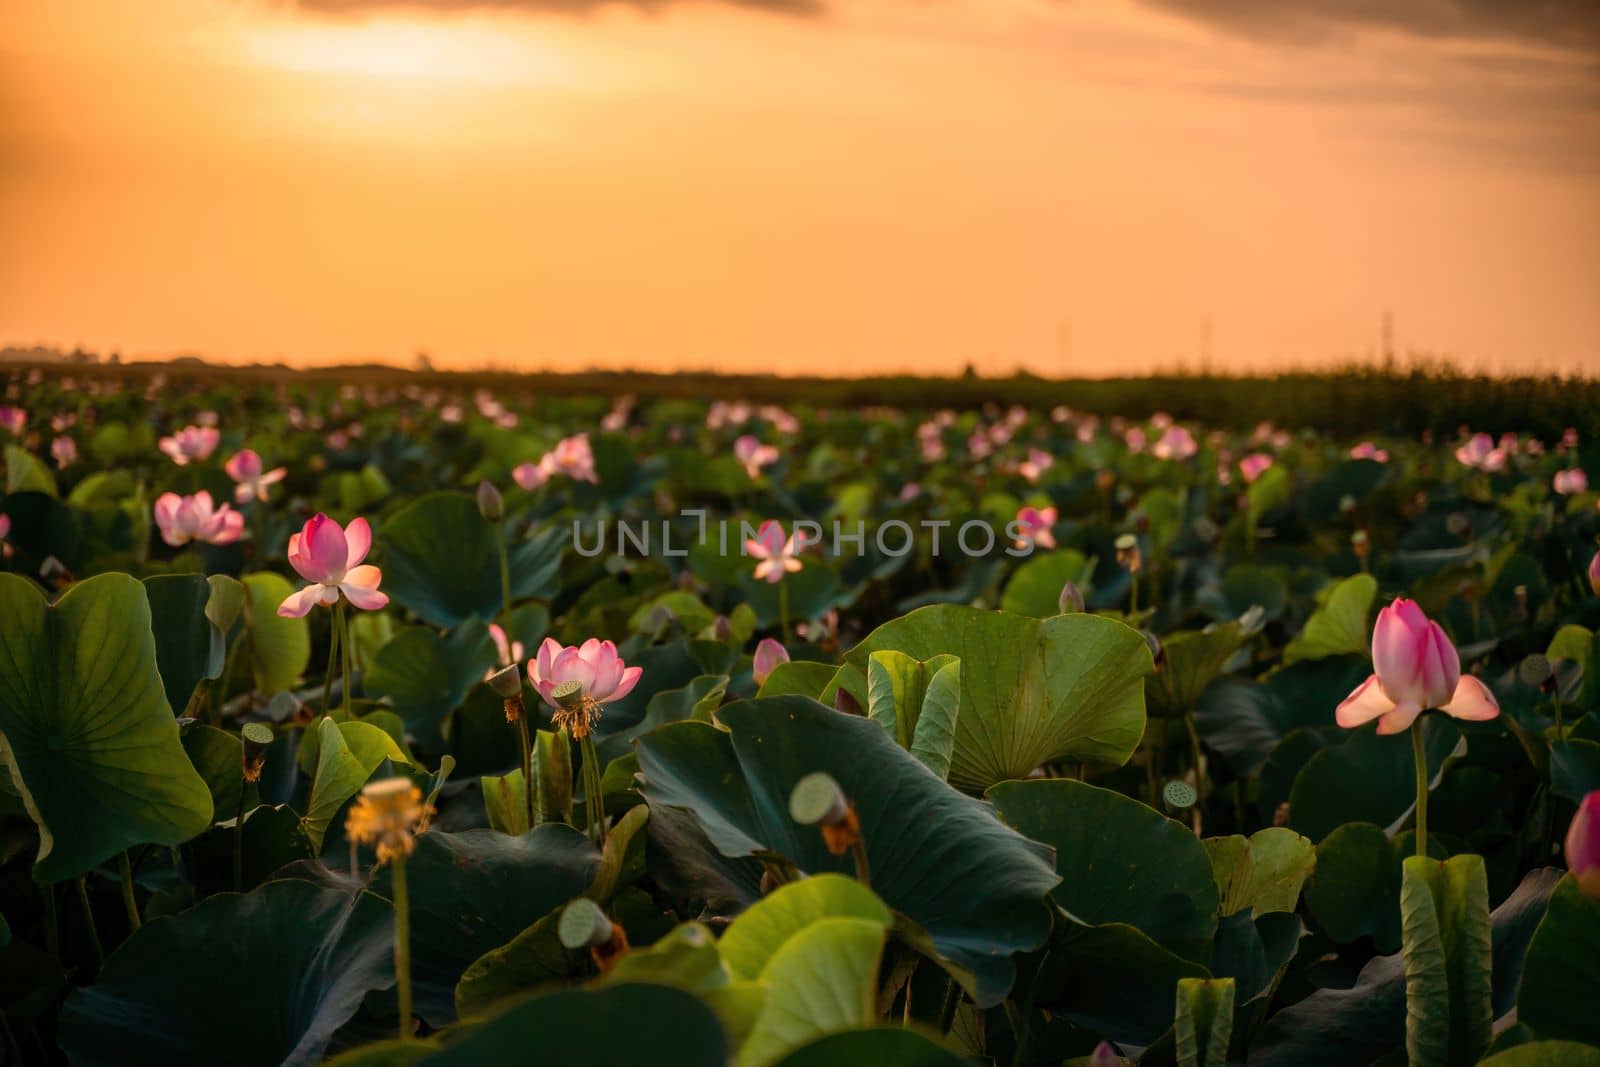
345,778 -> 430,864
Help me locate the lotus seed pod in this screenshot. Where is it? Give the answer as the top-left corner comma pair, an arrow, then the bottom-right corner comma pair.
1162,780 -> 1197,810
475,479 -> 503,522
1517,654 -> 1552,689
1058,581 -> 1085,615
552,679 -> 587,711
486,662 -> 523,699
790,772 -> 849,827
240,722 -> 274,783
557,897 -> 614,949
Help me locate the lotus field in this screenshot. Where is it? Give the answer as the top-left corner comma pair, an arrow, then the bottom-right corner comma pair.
2,367 -> 1599,1067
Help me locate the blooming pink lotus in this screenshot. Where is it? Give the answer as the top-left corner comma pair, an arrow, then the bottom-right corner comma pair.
1553,468 -> 1589,496
50,436 -> 77,468
489,623 -> 526,668
158,425 -> 220,466
0,407 -> 25,436
752,638 -> 789,685
225,449 -> 289,503
1124,427 -> 1147,453
513,432 -> 599,490
1589,549 -> 1600,596
1018,447 -> 1054,484
1454,433 -> 1507,472
1336,598 -> 1499,735
0,512 -> 11,558
153,491 -> 245,548
1350,441 -> 1390,463
1152,426 -> 1198,461
528,638 -> 642,711
1239,453 -> 1274,484
734,435 -> 781,480
1567,790 -> 1600,899
747,519 -> 804,583
277,513 -> 388,617
1014,506 -> 1058,550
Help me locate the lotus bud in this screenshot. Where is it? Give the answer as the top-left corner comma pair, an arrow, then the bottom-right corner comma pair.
476,480 -> 503,522
1058,581 -> 1085,615
1589,549 -> 1600,596
240,722 -> 274,784
1115,534 -> 1141,575
1140,629 -> 1164,669
1088,1040 -> 1122,1067
1567,792 -> 1600,899
558,897 -> 630,973
834,687 -> 862,716
752,638 -> 789,685
713,615 -> 734,641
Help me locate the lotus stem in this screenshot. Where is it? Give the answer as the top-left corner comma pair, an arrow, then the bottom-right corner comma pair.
337,598 -> 353,718
516,714 -> 536,830
75,876 -> 103,972
392,853 -> 413,1040
1183,711 -> 1206,835
322,608 -> 341,716
118,851 -> 141,930
1411,720 -> 1428,859
578,733 -> 607,848
496,525 -> 512,621
779,581 -> 791,644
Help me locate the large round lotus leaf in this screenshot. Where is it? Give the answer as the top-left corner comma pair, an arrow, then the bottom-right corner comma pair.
1479,1043 -> 1600,1067
143,573 -> 226,715
242,571 -> 310,694
57,880 -> 394,1067
736,915 -> 888,1067
302,716 -> 410,853
634,696 -> 1060,1007
1145,621 -> 1251,718
1283,573 -> 1376,664
1303,822 -> 1409,950
421,983 -> 727,1067
364,620 -> 496,751
1289,717 -> 1462,842
838,605 -> 1153,791
1517,874 -> 1600,1046
989,779 -> 1219,963
1000,549 -> 1096,618
1254,868 -> 1561,1066
719,874 -> 891,980
0,573 -> 214,883
454,908 -> 580,1021
769,1028 -> 970,1067
377,492 -> 562,628
369,825 -> 601,1027
1034,919 -> 1210,1047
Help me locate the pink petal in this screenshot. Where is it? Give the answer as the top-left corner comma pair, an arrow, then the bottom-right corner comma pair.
344,517 -> 373,568
339,567 -> 389,611
1441,675 -> 1499,722
1335,675 -> 1396,728
277,584 -> 324,618
532,638 -> 562,686
302,514 -> 348,581
1372,600 -> 1423,700
606,665 -> 643,704
1376,701 -> 1425,735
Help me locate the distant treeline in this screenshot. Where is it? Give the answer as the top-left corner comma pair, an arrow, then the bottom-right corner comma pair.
11,358 -> 1600,440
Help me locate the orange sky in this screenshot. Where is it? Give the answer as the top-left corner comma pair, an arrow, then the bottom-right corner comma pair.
2,0 -> 1598,376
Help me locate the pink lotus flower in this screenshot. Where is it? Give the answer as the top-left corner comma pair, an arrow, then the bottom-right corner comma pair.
277,514 -> 388,616
1455,433 -> 1506,472
0,513 -> 11,558
489,623 -> 525,668
1567,791 -> 1600,900
225,449 -> 288,503
513,433 -> 599,490
1013,506 -> 1058,550
1124,427 -> 1147,454
528,637 -> 642,710
153,491 -> 245,548
1350,441 -> 1390,463
1018,447 -> 1054,484
752,638 -> 789,685
1239,453 -> 1274,484
1152,426 -> 1198,461
158,425 -> 220,466
734,435 -> 780,480
747,519 -> 804,583
1589,549 -> 1600,596
1554,468 -> 1589,496
50,437 -> 77,468
1336,598 -> 1499,735
0,407 -> 25,436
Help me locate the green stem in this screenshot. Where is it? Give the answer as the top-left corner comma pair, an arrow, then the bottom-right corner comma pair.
75,877 -> 103,972
578,734 -> 607,848
1412,721 -> 1429,859
322,609 -> 341,717
496,525 -> 513,621
778,581 -> 791,644
337,598 -> 353,718
937,976 -> 961,1035
392,855 -> 413,1040
118,852 -> 141,930
516,716 -> 536,830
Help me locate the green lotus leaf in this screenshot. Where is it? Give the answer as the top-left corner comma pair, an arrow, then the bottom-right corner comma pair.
1478,1042 -> 1600,1067
0,572 -> 214,882
364,620 -> 496,751
377,492 -> 562,629
1204,827 -> 1315,919
144,573 -> 227,715
769,1028 -> 970,1067
1517,873 -> 1600,1046
1000,549 -> 1096,618
1174,977 -> 1235,1067
838,604 -> 1154,791
634,696 -> 1060,1006
1289,717 -> 1462,842
755,660 -> 839,700
58,880 -> 394,1066
865,651 -> 960,780
241,571 -> 311,694
1146,622 -> 1250,718
1035,919 -> 1211,1047
1399,853 -> 1493,1067
989,779 -> 1218,963
301,716 -> 410,852
1283,573 -> 1376,664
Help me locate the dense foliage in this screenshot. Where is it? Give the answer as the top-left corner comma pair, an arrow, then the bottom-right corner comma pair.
0,365 -> 1596,1066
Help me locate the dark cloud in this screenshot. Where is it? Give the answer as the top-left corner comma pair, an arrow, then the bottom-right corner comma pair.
1137,0 -> 1600,54
288,0 -> 821,15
